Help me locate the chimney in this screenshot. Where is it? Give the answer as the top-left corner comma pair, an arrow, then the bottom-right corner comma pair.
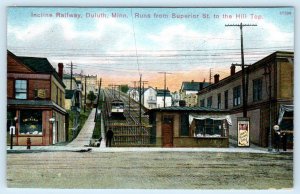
214,74 -> 220,84
230,64 -> 236,76
58,63 -> 64,79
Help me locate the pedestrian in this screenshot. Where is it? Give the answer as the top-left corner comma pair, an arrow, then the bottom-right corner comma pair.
274,130 -> 281,152
281,132 -> 287,151
106,129 -> 114,147
97,137 -> 102,147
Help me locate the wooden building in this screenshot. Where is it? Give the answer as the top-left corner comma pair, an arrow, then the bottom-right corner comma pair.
197,51 -> 294,148
7,50 -> 67,146
146,106 -> 230,147
180,81 -> 210,107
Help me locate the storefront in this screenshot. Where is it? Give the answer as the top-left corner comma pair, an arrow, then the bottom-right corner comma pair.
147,107 -> 230,147
7,101 -> 67,146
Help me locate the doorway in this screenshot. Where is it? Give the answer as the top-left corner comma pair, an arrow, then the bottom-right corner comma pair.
162,115 -> 174,147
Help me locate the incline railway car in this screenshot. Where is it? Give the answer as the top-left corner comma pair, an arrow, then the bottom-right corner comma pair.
111,99 -> 124,117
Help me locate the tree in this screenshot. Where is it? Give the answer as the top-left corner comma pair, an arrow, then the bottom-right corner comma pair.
87,91 -> 96,102
120,84 -> 129,93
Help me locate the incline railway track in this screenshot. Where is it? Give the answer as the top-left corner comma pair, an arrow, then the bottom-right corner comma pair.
103,88 -> 149,126
102,88 -> 152,147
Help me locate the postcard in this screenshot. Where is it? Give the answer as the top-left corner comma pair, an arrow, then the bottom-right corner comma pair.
6,7 -> 294,189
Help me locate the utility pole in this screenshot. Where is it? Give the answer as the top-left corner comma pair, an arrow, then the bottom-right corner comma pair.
141,81 -> 148,105
139,74 -> 142,125
66,62 -> 77,90
95,78 -> 102,122
225,23 -> 257,117
128,88 -> 131,116
209,68 -> 213,84
70,62 -> 73,89
158,72 -> 172,108
232,63 -> 251,105
84,75 -> 87,112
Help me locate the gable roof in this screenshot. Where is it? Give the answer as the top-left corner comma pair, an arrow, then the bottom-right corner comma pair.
181,81 -> 210,91
156,89 -> 171,97
142,86 -> 156,94
17,56 -> 65,88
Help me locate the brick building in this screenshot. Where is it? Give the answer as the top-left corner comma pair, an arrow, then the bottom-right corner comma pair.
197,51 -> 294,148
7,50 -> 67,146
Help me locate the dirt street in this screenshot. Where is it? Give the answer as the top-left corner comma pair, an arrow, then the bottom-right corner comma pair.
7,151 -> 293,189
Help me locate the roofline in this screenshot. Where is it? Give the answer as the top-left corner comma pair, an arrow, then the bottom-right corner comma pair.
14,53 -> 66,88
146,107 -> 230,114
7,50 -> 34,73
198,51 -> 294,95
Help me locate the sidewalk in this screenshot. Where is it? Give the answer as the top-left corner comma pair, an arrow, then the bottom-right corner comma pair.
7,113 -> 292,154
67,108 -> 96,147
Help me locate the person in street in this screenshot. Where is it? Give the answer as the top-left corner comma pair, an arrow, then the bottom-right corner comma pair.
106,129 -> 114,147
281,132 -> 287,151
274,130 -> 281,152
97,137 -> 102,147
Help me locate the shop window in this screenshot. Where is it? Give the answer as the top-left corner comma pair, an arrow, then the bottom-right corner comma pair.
15,80 -> 27,99
180,113 -> 189,136
253,78 -> 262,102
195,119 -> 225,137
19,110 -> 43,135
233,86 -> 241,106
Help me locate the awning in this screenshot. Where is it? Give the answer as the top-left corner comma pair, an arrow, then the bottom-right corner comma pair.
189,114 -> 232,125
278,104 -> 293,125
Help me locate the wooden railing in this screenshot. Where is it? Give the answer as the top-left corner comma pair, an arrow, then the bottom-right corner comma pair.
107,124 -> 151,146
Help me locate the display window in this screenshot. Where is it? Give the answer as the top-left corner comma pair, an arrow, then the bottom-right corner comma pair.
19,110 -> 43,135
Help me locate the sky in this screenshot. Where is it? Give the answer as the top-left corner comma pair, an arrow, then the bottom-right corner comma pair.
7,7 -> 294,91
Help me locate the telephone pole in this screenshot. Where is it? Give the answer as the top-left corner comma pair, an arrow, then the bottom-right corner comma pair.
84,75 -> 87,112
94,78 -> 102,122
141,81 -> 148,105
139,74 -> 142,125
225,23 -> 257,117
158,72 -> 172,107
66,62 -> 77,90
209,68 -> 213,84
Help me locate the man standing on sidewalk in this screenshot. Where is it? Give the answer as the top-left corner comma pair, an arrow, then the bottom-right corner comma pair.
106,129 -> 114,147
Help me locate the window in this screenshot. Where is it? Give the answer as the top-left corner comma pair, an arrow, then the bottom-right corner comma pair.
207,96 -> 212,108
233,86 -> 241,106
56,86 -> 59,104
180,113 -> 189,136
200,99 -> 205,107
217,93 -> 221,109
15,80 -> 27,99
60,90 -> 63,106
19,110 -> 43,135
195,119 -> 226,137
253,78 -> 262,102
224,90 -> 228,109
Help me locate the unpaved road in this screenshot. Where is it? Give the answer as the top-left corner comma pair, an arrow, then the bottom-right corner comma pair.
7,151 -> 293,189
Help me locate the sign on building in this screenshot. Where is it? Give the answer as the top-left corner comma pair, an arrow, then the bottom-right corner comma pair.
35,89 -> 46,99
237,117 -> 250,147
